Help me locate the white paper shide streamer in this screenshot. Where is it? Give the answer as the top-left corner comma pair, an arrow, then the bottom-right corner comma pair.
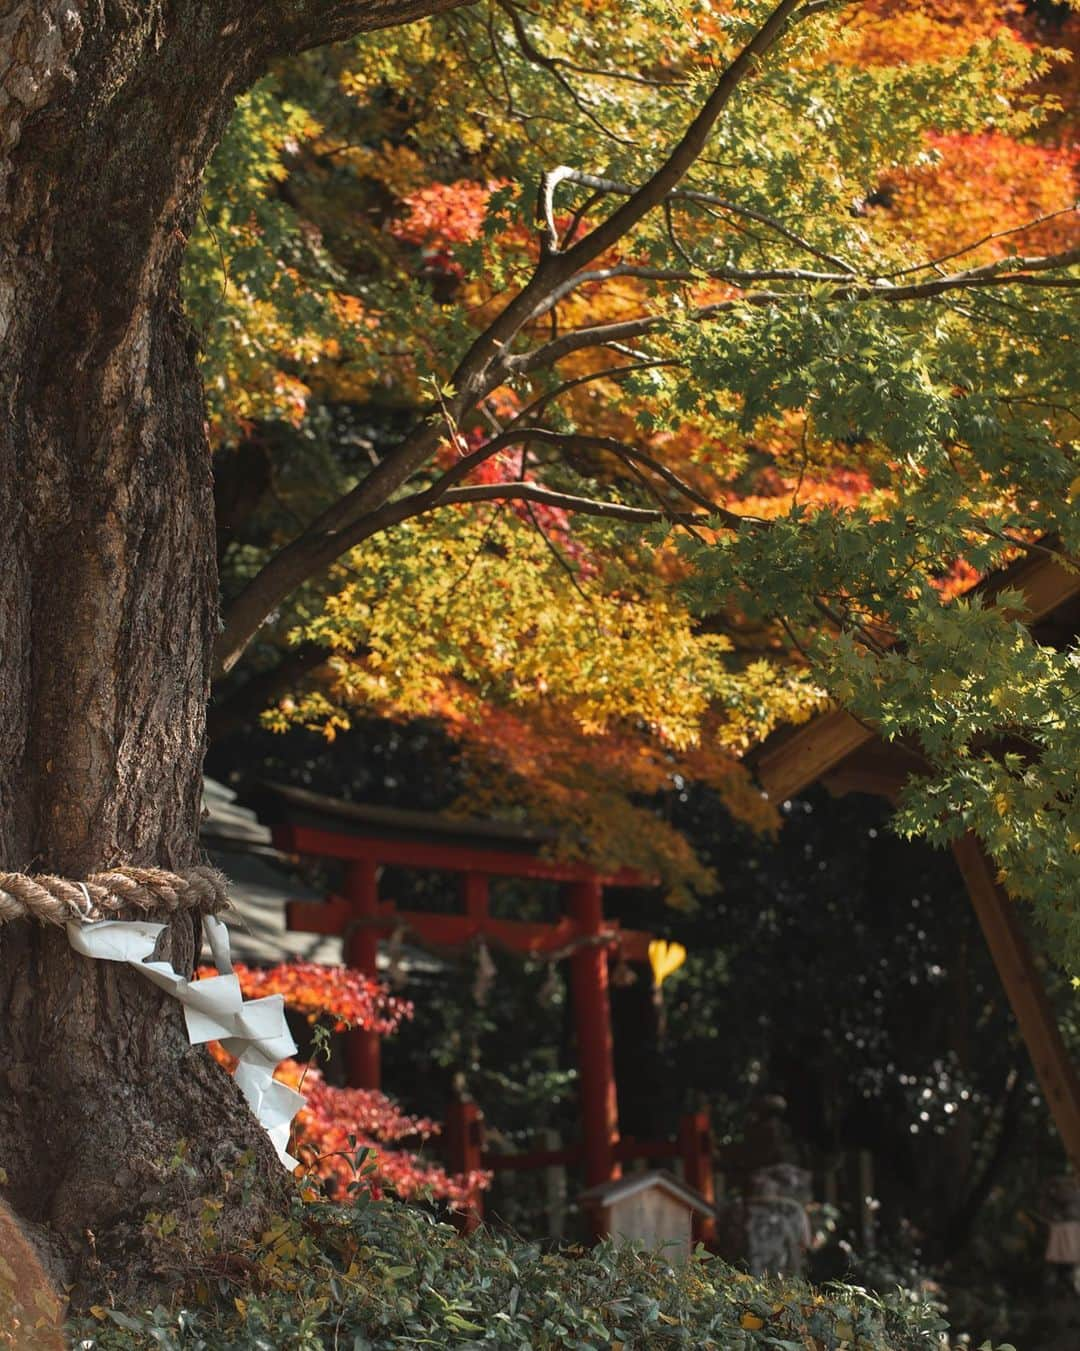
66,912 -> 304,1169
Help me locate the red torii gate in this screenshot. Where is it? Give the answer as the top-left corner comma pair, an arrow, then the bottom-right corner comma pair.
252,784 -> 659,1193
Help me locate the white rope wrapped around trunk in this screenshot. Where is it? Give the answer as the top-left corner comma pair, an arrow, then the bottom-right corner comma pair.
0,866 -> 302,1170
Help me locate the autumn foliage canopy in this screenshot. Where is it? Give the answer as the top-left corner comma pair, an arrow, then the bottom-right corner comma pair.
197,0 -> 1080,955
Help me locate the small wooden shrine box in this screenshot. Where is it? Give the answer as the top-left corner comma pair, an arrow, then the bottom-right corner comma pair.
580,1170 -> 715,1263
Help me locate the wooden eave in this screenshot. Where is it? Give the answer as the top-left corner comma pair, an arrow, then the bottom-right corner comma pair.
752,550 -> 1080,804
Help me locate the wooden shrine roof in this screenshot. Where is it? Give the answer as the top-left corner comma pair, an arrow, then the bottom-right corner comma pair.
199,778 -> 446,970
242,780 -> 557,853
247,780 -> 655,888
580,1169 -> 716,1214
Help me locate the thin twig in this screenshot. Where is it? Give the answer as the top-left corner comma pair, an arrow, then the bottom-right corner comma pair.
506,357 -> 683,428
884,204 -> 1079,279
522,500 -> 595,605
496,0 -> 639,146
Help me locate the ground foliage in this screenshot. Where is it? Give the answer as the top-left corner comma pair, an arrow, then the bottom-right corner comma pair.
197,0 -> 1080,957
67,1186 -> 970,1350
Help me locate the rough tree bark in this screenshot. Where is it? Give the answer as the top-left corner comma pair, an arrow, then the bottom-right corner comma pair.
0,0 -> 460,1301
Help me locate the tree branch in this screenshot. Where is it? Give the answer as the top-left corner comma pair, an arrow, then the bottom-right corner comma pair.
509,298 -> 761,374
860,245 -> 1080,299
542,168 -> 858,275
884,204 -> 1079,280
549,0 -> 812,270
473,427 -> 756,528
261,0 -> 473,57
514,247 -> 1080,373
215,0 -> 816,672
432,480 -> 709,525
446,0 -> 812,405
494,0 -> 685,89
506,358 -> 685,428
214,415 -> 773,678
213,417 -> 447,676
217,0 -> 1076,680
496,0 -> 639,147
523,261 -> 849,325
208,642 -> 329,737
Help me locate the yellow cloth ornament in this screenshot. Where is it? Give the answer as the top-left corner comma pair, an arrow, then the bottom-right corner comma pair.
648,939 -> 687,988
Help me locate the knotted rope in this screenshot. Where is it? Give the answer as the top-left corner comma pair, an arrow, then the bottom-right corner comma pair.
0,866 -> 230,927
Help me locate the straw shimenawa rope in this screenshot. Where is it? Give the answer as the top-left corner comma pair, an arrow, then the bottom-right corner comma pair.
0,866 -> 231,927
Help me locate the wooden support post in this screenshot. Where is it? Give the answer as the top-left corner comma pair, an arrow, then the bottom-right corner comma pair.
951,833 -> 1080,1170
678,1110 -> 716,1245
543,1126 -> 568,1241
568,880 -> 621,1205
445,1099 -> 485,1233
858,1150 -> 876,1255
344,858 -> 381,1090
822,1162 -> 839,1212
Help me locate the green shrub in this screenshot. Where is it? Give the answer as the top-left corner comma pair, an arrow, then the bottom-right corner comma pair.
65,1187 -> 974,1350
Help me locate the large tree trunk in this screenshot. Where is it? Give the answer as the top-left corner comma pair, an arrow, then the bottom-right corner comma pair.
0,0 -> 456,1301
0,2 -> 276,1300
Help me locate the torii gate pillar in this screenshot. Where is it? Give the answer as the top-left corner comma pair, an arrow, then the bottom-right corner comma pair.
568,879 -> 621,1192
344,859 -> 382,1090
